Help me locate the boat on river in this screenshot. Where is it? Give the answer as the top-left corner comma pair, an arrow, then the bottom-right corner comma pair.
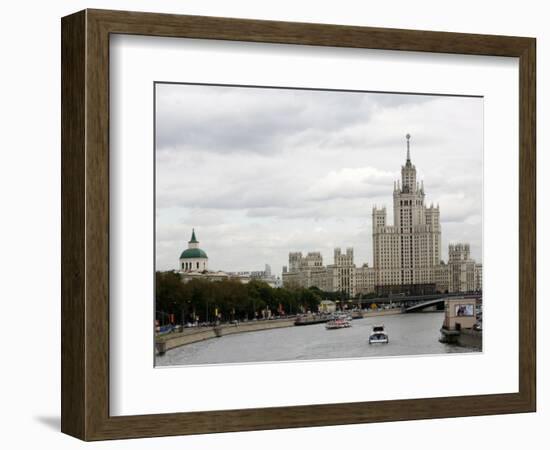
369,324 -> 389,344
325,316 -> 352,330
294,313 -> 329,326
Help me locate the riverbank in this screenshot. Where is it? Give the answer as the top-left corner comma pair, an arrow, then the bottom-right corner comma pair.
156,309 -> 404,354
156,318 -> 296,354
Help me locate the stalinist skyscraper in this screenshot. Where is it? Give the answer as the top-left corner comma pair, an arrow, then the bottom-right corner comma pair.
283,133 -> 481,296
372,134 -> 441,293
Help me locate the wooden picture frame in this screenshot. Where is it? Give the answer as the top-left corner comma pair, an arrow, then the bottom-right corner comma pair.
61,9 -> 536,441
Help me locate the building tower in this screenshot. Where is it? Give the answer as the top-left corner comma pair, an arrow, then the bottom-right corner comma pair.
333,247 -> 355,297
283,133 -> 480,296
372,134 -> 441,293
179,229 -> 208,272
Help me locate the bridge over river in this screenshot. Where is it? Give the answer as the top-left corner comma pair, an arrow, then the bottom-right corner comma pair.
355,292 -> 482,313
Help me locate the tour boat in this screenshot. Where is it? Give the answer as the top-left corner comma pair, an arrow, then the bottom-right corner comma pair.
369,324 -> 389,344
325,317 -> 352,330
294,313 -> 329,326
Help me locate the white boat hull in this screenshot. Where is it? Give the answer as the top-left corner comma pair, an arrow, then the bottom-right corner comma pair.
369,333 -> 389,344
369,337 -> 389,344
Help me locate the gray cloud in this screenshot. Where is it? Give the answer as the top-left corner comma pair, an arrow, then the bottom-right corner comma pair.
155,83 -> 483,274
156,85 -> 438,156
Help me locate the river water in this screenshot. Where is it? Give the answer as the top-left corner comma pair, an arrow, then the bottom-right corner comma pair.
156,312 -> 479,366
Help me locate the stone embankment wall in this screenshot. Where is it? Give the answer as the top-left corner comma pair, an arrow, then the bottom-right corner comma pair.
362,309 -> 403,318
156,309 -> 403,353
457,329 -> 483,349
156,318 -> 295,353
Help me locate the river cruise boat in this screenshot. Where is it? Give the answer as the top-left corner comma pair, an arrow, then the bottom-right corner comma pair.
369,324 -> 389,344
294,313 -> 329,326
325,316 -> 352,330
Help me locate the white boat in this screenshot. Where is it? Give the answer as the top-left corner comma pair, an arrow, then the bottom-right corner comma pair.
369,324 -> 389,344
326,317 -> 352,330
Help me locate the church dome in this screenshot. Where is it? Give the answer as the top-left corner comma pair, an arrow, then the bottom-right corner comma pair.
180,248 -> 208,259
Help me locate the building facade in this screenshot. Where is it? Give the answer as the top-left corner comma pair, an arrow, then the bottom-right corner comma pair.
233,264 -> 281,288
177,230 -> 279,286
282,134 -> 482,297
372,134 -> 441,293
282,252 -> 334,292
434,243 -> 483,293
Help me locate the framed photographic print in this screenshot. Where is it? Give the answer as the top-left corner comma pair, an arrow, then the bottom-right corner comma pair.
61,9 -> 536,440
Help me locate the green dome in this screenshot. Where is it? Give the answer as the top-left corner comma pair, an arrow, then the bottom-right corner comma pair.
179,248 -> 208,259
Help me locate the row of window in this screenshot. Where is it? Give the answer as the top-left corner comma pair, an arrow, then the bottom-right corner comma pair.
181,261 -> 204,271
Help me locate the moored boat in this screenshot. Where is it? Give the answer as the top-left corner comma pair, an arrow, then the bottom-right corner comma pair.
294,313 -> 329,326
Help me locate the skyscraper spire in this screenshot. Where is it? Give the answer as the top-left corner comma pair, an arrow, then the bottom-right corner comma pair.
406,133 -> 411,164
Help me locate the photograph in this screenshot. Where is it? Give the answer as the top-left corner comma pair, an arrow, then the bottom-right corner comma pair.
0,0 -> 541,446
153,83 -> 483,366
456,304 -> 475,317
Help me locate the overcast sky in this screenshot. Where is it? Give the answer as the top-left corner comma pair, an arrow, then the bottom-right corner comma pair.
155,83 -> 483,276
